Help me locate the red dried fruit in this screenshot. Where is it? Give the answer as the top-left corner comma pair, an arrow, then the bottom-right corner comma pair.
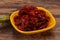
14,6 -> 50,31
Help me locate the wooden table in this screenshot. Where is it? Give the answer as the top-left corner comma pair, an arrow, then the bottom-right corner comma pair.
0,0 -> 60,40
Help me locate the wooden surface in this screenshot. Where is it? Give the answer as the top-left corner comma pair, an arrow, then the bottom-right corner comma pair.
0,0 -> 60,40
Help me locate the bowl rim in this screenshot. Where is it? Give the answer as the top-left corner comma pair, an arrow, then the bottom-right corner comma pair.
10,7 -> 56,34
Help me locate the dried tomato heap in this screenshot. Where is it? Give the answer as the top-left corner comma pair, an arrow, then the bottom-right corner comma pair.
14,6 -> 50,31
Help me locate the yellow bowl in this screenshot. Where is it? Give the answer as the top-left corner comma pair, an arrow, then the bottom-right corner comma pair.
10,7 -> 56,35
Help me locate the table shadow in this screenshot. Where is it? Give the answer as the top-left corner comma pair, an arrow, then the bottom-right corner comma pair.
12,29 -> 55,40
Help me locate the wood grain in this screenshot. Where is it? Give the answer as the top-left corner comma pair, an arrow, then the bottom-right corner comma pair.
0,0 -> 60,40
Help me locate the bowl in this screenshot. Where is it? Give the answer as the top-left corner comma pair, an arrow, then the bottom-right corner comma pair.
10,7 -> 56,35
